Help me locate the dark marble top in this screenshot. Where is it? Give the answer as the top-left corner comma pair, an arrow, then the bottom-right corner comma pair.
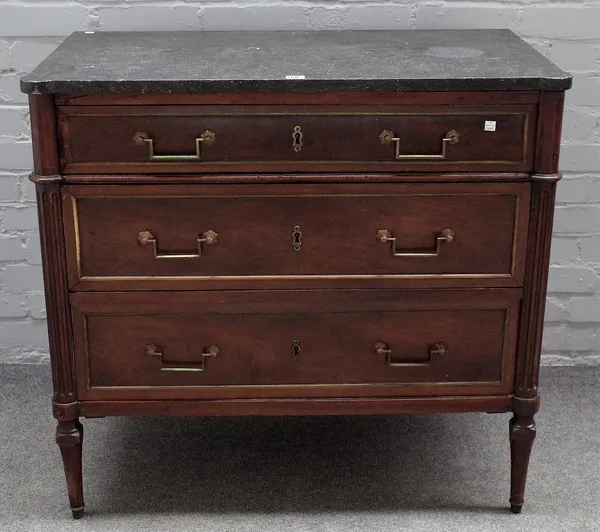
21,30 -> 572,94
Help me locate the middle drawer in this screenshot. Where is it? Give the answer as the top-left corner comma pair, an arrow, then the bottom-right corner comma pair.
63,182 -> 530,291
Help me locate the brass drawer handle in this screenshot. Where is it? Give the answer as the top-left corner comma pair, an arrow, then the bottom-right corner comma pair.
373,341 -> 448,367
134,130 -> 215,161
379,129 -> 460,160
138,230 -> 218,259
145,343 -> 220,372
377,228 -> 455,257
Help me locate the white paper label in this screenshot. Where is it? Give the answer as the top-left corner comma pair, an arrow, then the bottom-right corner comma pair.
285,75 -> 305,80
484,120 -> 497,132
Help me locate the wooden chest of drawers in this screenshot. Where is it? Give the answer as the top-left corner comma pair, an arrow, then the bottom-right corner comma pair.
22,29 -> 571,518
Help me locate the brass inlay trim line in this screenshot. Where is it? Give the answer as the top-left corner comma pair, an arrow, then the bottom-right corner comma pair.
69,111 -> 530,117
66,110 -> 530,166
80,307 -> 517,318
89,380 -> 505,390
501,308 -> 510,388
79,274 -> 514,282
80,305 -> 513,392
71,195 -> 82,280
511,192 -> 520,277
83,314 -> 91,392
522,112 -> 530,163
70,192 -> 521,283
73,159 -> 526,166
71,192 -> 521,198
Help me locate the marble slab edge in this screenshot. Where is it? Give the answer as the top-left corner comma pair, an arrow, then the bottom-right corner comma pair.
21,76 -> 573,95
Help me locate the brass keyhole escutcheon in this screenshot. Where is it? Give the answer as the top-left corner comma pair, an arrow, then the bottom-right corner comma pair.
292,225 -> 303,251
292,340 -> 301,361
292,125 -> 303,153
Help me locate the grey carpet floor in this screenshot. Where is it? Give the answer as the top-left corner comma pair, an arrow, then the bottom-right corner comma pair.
0,365 -> 598,532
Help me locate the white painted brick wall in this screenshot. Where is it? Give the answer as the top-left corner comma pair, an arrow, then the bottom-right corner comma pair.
0,1 -> 599,366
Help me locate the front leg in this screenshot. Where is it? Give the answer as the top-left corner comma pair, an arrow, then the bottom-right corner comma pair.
509,396 -> 539,513
56,420 -> 84,519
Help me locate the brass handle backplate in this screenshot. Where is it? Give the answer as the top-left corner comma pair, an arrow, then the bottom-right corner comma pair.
134,130 -> 215,161
377,228 -> 455,257
373,341 -> 448,367
146,343 -> 220,372
138,230 -> 218,259
379,129 -> 460,160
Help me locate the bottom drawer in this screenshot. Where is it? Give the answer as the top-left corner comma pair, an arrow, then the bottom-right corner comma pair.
71,290 -> 520,401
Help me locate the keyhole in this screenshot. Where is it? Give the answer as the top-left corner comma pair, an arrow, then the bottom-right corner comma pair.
292,225 -> 303,251
292,340 -> 301,361
292,125 -> 303,153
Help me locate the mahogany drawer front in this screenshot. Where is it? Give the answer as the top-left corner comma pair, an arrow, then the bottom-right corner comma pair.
71,289 -> 520,401
58,104 -> 537,174
63,182 -> 530,291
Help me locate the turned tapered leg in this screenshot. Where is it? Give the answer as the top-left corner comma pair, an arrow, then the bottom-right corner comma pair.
56,420 -> 84,519
509,414 -> 536,514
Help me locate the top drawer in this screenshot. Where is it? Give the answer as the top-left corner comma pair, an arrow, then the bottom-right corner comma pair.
58,104 -> 537,174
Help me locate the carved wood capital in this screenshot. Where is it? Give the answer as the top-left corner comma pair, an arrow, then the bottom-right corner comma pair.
53,401 -> 80,422
56,420 -> 84,447
513,394 -> 540,418
29,172 -> 63,184
531,172 -> 562,183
